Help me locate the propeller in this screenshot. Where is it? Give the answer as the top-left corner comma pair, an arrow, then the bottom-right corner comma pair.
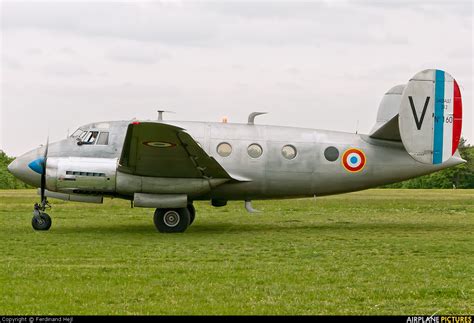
40,137 -> 49,207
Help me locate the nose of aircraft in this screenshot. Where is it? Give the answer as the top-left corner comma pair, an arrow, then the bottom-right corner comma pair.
7,151 -> 42,188
7,159 -> 16,174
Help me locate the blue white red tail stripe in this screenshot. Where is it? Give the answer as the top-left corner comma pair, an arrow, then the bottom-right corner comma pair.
441,77 -> 453,162
433,70 -> 444,164
452,80 -> 462,155
399,69 -> 463,165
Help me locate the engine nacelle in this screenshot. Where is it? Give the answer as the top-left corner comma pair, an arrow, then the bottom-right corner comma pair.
46,157 -> 117,194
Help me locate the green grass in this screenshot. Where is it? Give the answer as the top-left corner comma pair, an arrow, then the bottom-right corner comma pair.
0,189 -> 472,315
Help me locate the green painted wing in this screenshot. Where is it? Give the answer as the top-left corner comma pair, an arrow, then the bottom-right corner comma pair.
118,122 -> 231,179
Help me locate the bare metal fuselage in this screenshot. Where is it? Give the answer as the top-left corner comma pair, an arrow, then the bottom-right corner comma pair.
11,120 -> 463,202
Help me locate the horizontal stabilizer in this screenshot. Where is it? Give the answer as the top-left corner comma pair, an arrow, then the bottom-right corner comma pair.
369,84 -> 405,141
369,115 -> 400,141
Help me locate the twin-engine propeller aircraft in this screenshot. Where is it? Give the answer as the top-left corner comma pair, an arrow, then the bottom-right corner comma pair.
8,69 -> 465,233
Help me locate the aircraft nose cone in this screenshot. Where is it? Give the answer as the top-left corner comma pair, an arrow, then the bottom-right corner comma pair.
7,153 -> 42,187
7,159 -> 18,175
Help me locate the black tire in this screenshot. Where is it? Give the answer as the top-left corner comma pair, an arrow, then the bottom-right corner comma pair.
154,208 -> 190,233
187,204 -> 196,225
32,213 -> 52,231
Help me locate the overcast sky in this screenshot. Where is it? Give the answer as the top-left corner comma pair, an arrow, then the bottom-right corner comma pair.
1,0 -> 472,157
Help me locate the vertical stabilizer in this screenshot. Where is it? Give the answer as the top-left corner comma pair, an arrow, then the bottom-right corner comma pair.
398,69 -> 463,164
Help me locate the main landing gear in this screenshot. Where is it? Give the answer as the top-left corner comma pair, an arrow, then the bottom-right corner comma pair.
153,204 -> 195,233
32,201 -> 52,231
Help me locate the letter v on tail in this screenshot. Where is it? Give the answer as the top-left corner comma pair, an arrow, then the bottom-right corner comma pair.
408,96 -> 430,130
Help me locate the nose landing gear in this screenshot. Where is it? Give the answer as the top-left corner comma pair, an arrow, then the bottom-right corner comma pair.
32,201 -> 52,231
32,136 -> 52,231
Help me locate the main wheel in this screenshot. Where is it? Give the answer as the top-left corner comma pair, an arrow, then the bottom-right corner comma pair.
32,213 -> 52,231
187,204 -> 196,225
154,208 -> 190,233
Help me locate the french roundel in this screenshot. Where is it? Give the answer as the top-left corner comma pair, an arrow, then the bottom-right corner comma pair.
342,148 -> 366,172
143,141 -> 176,148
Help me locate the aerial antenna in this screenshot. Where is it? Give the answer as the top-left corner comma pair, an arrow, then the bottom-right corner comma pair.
247,112 -> 268,125
355,119 -> 359,134
157,110 -> 174,121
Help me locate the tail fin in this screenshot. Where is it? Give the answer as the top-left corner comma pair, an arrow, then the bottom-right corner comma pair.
369,84 -> 405,141
398,69 -> 463,164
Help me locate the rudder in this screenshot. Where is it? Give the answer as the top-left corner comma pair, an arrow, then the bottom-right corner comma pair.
398,69 -> 463,164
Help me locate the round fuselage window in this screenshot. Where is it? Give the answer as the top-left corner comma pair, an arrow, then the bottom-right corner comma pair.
217,142 -> 232,157
281,145 -> 297,160
247,143 -> 263,158
324,146 -> 339,162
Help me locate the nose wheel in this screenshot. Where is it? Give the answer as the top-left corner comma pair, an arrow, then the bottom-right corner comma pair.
32,201 -> 52,231
31,136 -> 52,231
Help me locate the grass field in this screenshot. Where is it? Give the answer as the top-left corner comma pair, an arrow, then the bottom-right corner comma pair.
0,189 -> 472,315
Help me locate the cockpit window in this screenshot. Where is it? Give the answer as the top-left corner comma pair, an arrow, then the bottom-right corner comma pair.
83,131 -> 99,144
76,130 -> 109,146
71,129 -> 85,138
96,132 -> 109,145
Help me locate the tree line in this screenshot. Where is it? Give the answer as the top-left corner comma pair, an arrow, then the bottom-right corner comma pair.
383,139 -> 473,189
0,151 -> 31,189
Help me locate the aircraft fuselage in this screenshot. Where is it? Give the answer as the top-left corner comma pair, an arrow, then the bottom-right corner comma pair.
8,120 -> 463,201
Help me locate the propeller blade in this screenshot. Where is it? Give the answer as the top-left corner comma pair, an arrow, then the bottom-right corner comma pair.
40,137 -> 49,203
44,136 -> 49,160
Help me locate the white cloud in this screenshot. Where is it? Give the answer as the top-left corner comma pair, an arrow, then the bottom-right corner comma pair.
0,1 -> 472,156
105,44 -> 171,64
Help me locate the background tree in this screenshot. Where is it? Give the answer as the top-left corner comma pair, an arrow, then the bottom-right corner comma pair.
0,151 -> 31,189
383,137 -> 473,189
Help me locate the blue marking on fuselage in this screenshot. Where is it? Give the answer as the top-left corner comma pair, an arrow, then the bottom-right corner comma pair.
28,158 -> 44,174
350,156 -> 358,164
433,70 -> 444,164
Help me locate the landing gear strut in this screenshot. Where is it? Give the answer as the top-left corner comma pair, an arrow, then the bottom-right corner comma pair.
32,201 -> 52,231
33,136 -> 52,231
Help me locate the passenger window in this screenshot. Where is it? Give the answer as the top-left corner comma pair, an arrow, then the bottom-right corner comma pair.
324,146 -> 339,162
247,143 -> 263,158
96,132 -> 109,145
217,142 -> 232,157
281,145 -> 297,160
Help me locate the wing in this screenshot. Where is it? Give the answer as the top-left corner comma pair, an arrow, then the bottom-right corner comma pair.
118,122 -> 232,179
